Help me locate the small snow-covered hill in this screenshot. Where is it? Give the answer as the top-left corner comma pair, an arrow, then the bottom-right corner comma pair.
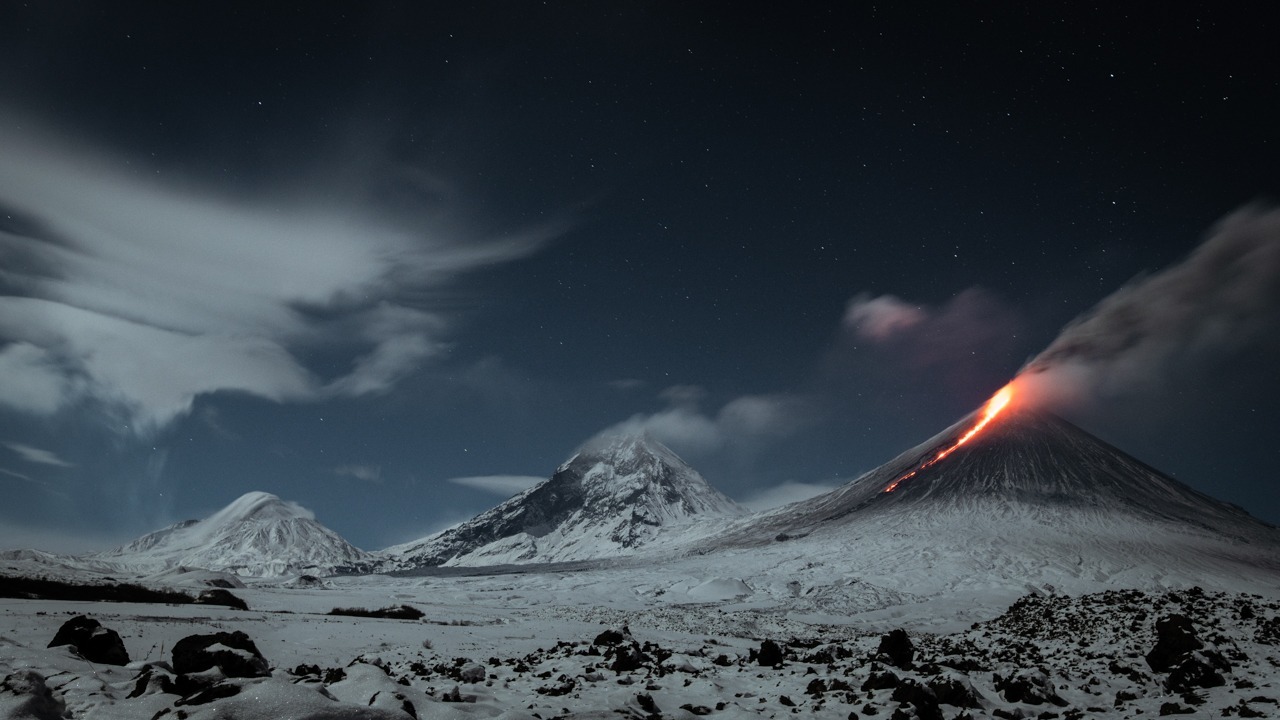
94,491 -> 374,578
385,434 -> 745,568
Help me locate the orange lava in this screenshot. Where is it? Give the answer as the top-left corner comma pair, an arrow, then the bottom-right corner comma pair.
882,383 -> 1015,493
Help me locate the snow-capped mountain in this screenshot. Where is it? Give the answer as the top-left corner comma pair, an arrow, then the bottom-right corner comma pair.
685,408 -> 1280,617
739,408 -> 1274,541
94,491 -> 374,578
385,434 -> 745,568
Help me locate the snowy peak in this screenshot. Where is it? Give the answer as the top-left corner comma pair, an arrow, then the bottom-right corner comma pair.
836,409 -> 1260,525
739,407 -> 1272,548
555,433 -> 745,521
386,433 -> 744,568
203,491 -> 314,525
98,491 -> 374,578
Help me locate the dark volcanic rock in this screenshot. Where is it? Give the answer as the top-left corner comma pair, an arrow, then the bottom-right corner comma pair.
1165,654 -> 1226,692
0,670 -> 67,720
47,615 -> 130,665
127,666 -> 177,698
890,679 -> 943,720
994,669 -> 1067,706
195,588 -> 248,611
927,673 -> 983,708
1147,614 -> 1203,673
174,681 -> 242,706
757,639 -> 785,666
862,667 -> 901,691
610,642 -> 651,673
172,631 -> 269,678
594,628 -> 627,646
876,629 -> 915,669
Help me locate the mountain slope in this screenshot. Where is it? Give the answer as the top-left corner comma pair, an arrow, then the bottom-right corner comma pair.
745,408 -> 1272,540
94,491 -> 374,578
669,408 -> 1280,621
385,434 -> 745,568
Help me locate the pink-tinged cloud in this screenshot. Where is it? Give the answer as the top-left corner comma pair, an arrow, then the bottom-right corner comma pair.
843,294 -> 927,341
844,287 -> 1020,370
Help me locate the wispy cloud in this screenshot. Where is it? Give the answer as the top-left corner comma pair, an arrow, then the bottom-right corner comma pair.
334,464 -> 383,484
3,441 -> 73,467
0,519 -> 127,554
0,125 -> 552,433
0,467 -> 36,483
739,481 -> 840,511
447,475 -> 543,497
844,287 -> 1020,368
594,386 -> 817,457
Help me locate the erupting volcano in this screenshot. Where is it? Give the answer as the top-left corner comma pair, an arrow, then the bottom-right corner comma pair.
883,383 -> 1015,493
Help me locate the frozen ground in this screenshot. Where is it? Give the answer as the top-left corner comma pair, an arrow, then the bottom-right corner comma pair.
3,557 -> 1280,719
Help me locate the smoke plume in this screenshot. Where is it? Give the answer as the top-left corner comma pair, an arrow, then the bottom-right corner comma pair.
1018,205 -> 1280,408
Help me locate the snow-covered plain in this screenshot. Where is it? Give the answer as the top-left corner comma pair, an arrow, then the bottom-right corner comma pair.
4,558 -> 1280,719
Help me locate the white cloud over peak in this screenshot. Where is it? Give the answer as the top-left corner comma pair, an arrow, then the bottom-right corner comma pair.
447,475 -> 543,497
0,126 -> 549,433
595,386 -> 816,457
739,481 -> 840,511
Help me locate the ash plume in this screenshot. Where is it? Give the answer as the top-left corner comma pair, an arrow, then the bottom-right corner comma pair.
1019,205 -> 1280,408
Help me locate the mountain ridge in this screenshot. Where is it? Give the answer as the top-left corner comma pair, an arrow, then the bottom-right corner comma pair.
383,433 -> 745,569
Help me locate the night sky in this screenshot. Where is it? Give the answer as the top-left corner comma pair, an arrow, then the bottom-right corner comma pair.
1,4 -> 1277,552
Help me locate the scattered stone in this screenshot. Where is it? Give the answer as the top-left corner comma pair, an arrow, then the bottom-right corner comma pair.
610,642 -> 651,673
594,628 -> 626,646
0,670 -> 66,720
876,629 -> 915,669
994,669 -> 1067,707
1158,702 -> 1195,715
636,692 -> 659,714
47,615 -> 130,665
890,679 -> 943,720
440,685 -> 474,703
195,588 -> 248,611
757,639 -> 785,666
1165,653 -> 1226,692
862,667 -> 901,691
927,673 -> 983,708
1146,615 -> 1203,673
459,663 -> 486,683
174,681 -> 241,706
128,666 -> 177,698
172,630 -> 269,678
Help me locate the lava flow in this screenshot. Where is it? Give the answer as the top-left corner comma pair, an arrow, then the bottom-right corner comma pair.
882,383 -> 1015,493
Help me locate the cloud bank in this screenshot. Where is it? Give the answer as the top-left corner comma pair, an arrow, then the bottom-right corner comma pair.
1019,205 -> 1280,408
333,465 -> 383,484
844,287 -> 1020,369
0,126 -> 548,433
739,481 -> 840,511
593,387 -> 816,457
447,475 -> 544,497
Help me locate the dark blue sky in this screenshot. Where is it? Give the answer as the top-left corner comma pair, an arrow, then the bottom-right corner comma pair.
1,3 -> 1277,551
